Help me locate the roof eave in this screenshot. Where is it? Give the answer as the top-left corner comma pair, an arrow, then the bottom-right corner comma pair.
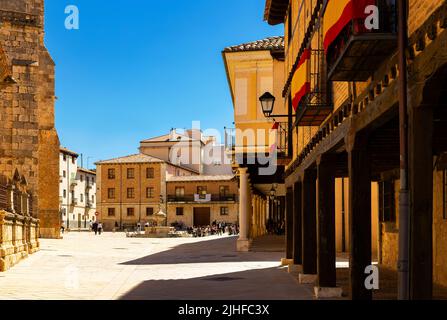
264,0 -> 288,25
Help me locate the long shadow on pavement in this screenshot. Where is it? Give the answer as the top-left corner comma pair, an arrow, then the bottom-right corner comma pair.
118,266 -> 314,300
120,236 -> 283,266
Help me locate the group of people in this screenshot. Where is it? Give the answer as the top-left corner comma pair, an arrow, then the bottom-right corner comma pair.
266,219 -> 285,235
188,221 -> 239,238
90,221 -> 103,235
60,220 -> 104,235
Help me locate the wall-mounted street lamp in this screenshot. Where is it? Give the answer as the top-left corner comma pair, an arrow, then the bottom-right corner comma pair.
259,92 -> 295,119
260,92 -> 294,156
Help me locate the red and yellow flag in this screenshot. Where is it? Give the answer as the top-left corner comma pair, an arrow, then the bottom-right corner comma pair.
291,49 -> 311,111
323,0 -> 376,53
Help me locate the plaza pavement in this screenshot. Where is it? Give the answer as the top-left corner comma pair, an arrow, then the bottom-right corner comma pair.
0,232 -> 314,300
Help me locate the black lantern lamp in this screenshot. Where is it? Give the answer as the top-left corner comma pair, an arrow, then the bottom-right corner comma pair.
259,92 -> 276,118
259,92 -> 295,119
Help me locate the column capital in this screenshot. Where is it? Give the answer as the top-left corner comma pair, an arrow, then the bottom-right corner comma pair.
238,167 -> 249,175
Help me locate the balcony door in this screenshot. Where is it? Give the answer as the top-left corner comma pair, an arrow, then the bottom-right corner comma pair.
197,186 -> 207,199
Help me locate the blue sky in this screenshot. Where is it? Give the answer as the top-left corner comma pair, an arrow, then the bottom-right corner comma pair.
44,0 -> 283,168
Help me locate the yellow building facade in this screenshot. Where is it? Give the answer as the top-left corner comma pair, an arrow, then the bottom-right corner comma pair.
223,37 -> 289,251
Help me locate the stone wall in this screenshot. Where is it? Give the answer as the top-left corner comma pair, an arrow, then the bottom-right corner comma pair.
380,168 -> 447,287
0,0 -> 60,238
0,210 -> 40,271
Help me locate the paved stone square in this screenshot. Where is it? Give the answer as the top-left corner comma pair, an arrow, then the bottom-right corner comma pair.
0,233 -> 314,300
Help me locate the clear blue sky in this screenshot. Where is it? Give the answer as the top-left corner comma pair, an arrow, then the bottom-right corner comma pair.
45,0 -> 283,168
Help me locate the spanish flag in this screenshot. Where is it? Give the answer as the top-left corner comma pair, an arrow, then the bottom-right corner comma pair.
323,0 -> 376,53
291,49 -> 311,111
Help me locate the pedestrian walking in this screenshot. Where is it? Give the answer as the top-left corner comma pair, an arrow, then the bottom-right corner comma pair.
98,222 -> 103,235
92,221 -> 98,235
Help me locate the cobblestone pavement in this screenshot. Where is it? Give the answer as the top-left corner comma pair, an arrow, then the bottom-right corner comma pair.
0,233 -> 314,300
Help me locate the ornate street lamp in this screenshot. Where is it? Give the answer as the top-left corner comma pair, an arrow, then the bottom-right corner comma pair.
259,92 -> 276,118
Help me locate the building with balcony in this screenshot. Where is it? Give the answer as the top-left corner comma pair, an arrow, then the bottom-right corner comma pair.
263,0 -> 447,299
166,175 -> 238,227
222,36 -> 290,251
59,148 -> 97,230
96,129 -> 235,231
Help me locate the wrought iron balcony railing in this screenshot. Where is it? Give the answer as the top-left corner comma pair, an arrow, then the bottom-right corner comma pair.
167,194 -> 237,203
326,0 -> 398,81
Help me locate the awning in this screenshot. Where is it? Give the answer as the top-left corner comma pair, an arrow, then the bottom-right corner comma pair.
323,0 -> 376,53
291,49 -> 311,111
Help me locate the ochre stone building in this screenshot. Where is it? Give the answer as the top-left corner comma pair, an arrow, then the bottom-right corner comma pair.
96,129 -> 237,230
96,154 -> 172,230
261,0 -> 447,299
166,175 -> 239,227
0,0 -> 60,239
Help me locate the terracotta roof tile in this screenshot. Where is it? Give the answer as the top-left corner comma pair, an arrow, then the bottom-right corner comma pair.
223,36 -> 284,53
95,154 -> 164,165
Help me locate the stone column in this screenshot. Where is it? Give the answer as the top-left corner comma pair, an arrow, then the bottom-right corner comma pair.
300,169 -> 317,284
315,154 -> 341,298
348,135 -> 372,300
237,168 -> 250,252
285,187 -> 294,260
266,198 -> 270,222
409,106 -> 433,299
247,186 -> 253,238
257,197 -> 262,236
293,181 -> 303,266
262,199 -> 266,235
253,196 -> 258,238
7,185 -> 15,213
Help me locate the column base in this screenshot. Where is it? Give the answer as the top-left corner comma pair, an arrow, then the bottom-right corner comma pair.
280,258 -> 294,266
39,227 -> 63,239
314,286 -> 344,299
237,239 -> 252,252
298,273 -> 317,284
288,264 -> 303,275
